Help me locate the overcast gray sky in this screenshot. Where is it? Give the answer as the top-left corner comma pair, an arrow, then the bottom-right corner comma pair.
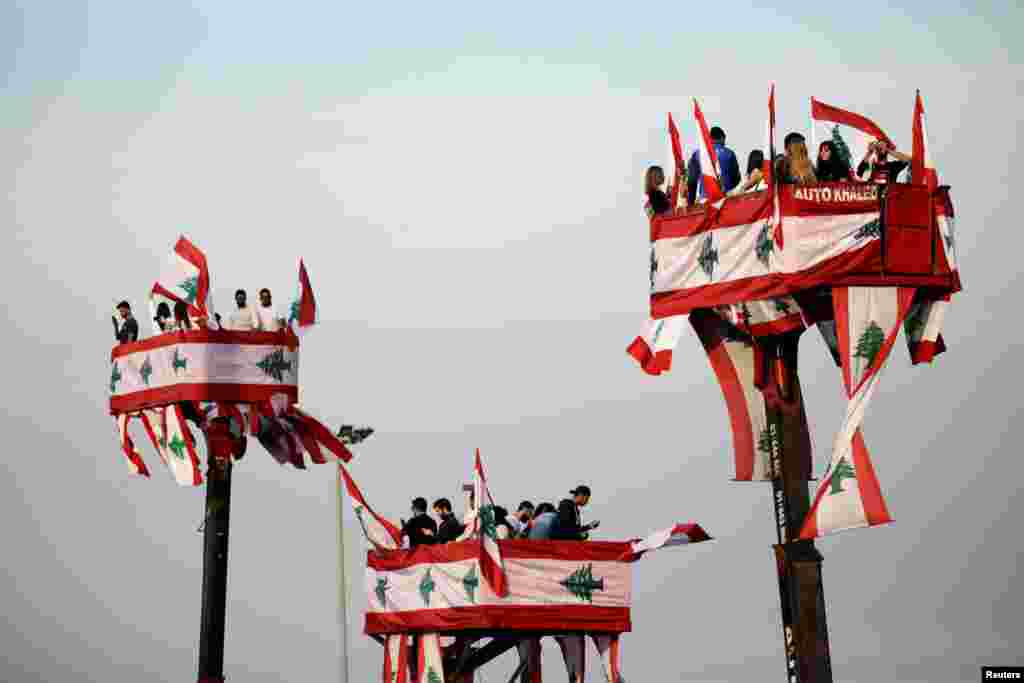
2,2 -> 1022,682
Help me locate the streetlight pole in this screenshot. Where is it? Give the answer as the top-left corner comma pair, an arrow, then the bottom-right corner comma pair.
762,332 -> 833,683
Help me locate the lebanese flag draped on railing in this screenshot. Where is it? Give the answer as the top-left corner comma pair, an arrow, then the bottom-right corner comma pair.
339,463 -> 402,551
911,90 -> 939,193
693,99 -> 724,203
810,97 -> 892,181
800,286 -> 915,539
473,449 -> 509,597
626,314 -> 687,375
288,259 -> 318,336
149,235 -> 214,328
668,112 -> 686,210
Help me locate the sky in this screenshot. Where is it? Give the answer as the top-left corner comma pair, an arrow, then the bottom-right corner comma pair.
2,1 -> 1023,681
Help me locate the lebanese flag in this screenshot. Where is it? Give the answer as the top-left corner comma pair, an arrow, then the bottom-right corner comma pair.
668,112 -> 685,209
338,463 -> 402,551
811,98 -> 892,181
382,635 -> 410,683
165,404 -> 203,486
416,633 -> 445,683
624,523 -> 711,560
288,404 -> 354,462
911,91 -> 939,193
903,295 -> 949,365
693,99 -> 724,203
627,315 -> 686,375
472,449 -> 509,597
690,309 -> 771,481
150,235 -> 214,323
800,287 -> 915,539
767,84 -> 785,248
115,413 -> 150,477
713,295 -> 805,339
288,259 -> 318,336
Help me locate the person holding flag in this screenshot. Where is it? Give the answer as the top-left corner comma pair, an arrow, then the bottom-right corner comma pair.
686,123 -> 740,205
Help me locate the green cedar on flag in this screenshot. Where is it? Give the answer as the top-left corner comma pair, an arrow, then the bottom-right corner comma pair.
472,449 -> 509,597
256,349 -> 292,381
462,564 -> 480,604
801,287 -> 915,539
139,356 -> 153,386
560,564 -> 605,603
149,236 -> 214,327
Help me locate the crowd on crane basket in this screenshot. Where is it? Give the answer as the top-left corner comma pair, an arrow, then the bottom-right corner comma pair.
399,485 -> 600,549
112,287 -> 290,345
644,125 -> 914,218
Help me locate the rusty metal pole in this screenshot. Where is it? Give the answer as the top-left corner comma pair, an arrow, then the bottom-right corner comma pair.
762,332 -> 833,683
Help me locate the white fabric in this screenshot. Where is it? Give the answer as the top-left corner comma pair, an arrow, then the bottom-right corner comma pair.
255,304 -> 282,331
226,306 -> 258,331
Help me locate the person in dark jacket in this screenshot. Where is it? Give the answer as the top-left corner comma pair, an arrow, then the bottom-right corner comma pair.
432,498 -> 465,544
492,506 -> 516,539
113,301 -> 139,344
686,126 -> 742,204
401,497 -> 437,548
856,139 -> 912,184
153,302 -> 173,333
552,499 -> 586,540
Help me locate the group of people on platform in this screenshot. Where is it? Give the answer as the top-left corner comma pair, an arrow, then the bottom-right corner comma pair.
112,288 -> 289,345
399,485 -> 600,549
645,124 -> 914,218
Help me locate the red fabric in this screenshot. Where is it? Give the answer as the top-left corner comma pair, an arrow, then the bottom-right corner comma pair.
173,236 -> 210,316
291,408 -> 353,462
811,98 -> 892,146
693,99 -> 724,202
911,91 -> 939,193
110,384 -> 298,416
367,539 -> 635,571
118,415 -> 151,477
668,112 -> 685,209
111,328 -> 297,359
690,310 -> 756,481
296,259 -> 317,327
173,403 -> 203,485
365,605 -> 631,635
339,464 -> 403,547
625,337 -> 672,376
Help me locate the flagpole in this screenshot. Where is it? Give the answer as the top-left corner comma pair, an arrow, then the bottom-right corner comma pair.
337,463 -> 351,683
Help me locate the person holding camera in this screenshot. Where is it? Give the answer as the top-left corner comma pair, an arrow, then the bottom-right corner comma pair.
857,139 -> 912,184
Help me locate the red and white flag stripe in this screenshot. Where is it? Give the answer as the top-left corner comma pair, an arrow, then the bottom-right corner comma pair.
473,449 -> 509,597
693,99 -> 724,203
150,235 -> 213,321
382,635 -> 410,683
626,314 -> 686,375
625,522 -> 711,559
912,90 -> 939,193
416,633 -> 445,683
668,112 -> 685,210
339,463 -> 403,551
811,97 -> 893,147
800,286 -> 915,539
115,414 -> 150,477
289,259 -> 318,336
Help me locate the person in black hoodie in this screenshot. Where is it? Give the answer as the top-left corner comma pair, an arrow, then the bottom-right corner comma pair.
432,498 -> 465,544
553,499 -> 586,540
401,497 -> 437,548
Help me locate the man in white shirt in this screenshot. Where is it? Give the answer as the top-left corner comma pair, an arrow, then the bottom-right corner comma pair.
226,289 -> 258,331
255,288 -> 285,332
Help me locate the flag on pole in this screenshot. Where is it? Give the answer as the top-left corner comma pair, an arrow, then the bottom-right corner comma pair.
767,83 -> 786,248
473,449 -> 509,597
911,90 -> 939,193
150,236 -> 213,324
800,286 -> 915,539
382,635 -> 410,683
338,463 -> 402,550
810,98 -> 892,181
624,523 -> 711,559
668,112 -> 685,210
626,315 -> 687,375
416,633 -> 446,683
693,99 -> 724,203
288,259 -> 318,336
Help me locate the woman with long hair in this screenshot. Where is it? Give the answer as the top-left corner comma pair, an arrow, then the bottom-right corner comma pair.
644,165 -> 672,218
778,132 -> 819,185
730,149 -> 767,195
815,140 -> 852,182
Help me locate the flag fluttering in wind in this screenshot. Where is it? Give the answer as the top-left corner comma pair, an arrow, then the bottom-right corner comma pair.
767,83 -> 785,248
667,112 -> 686,210
115,413 -> 150,477
472,449 -> 509,597
150,235 -> 214,330
627,314 -> 686,375
288,259 -> 318,336
911,90 -> 939,193
338,463 -> 402,551
810,98 -> 892,181
693,99 -> 724,203
624,523 -> 711,560
800,286 -> 915,539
